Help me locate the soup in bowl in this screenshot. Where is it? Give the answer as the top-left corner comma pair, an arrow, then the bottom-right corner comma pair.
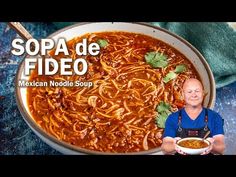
176,137 -> 211,155
15,22 -> 215,154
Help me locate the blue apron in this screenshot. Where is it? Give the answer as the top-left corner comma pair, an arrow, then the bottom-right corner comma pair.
176,108 -> 210,138
175,108 -> 212,155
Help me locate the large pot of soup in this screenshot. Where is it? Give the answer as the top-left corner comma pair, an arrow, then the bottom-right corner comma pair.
15,22 -> 216,154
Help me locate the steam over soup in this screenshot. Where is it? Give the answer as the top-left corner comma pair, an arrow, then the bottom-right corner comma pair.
27,32 -> 200,153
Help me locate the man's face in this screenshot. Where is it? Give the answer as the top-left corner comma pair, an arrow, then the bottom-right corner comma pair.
183,80 -> 204,107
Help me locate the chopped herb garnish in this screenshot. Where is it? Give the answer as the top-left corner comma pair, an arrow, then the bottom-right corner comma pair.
155,101 -> 172,128
145,51 -> 168,68
157,101 -> 171,113
174,64 -> 187,73
97,39 -> 108,48
156,112 -> 169,128
163,71 -> 177,83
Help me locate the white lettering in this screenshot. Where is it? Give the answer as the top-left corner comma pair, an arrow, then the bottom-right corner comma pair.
38,58 -> 43,75
74,58 -> 88,75
11,38 -> 24,56
76,38 -> 87,56
60,58 -> 72,75
55,38 -> 69,55
89,43 -> 100,56
24,58 -> 37,75
25,39 -> 40,56
41,39 -> 54,55
45,58 -> 58,75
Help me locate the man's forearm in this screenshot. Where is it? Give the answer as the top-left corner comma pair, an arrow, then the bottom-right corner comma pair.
212,143 -> 225,155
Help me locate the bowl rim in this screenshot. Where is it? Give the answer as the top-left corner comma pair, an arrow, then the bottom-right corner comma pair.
176,137 -> 211,150
15,22 -> 215,154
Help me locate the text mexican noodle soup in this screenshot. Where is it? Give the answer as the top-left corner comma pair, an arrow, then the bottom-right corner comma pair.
27,32 -> 200,153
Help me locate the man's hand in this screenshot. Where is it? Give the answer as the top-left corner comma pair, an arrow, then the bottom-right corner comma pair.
174,137 -> 187,155
200,137 -> 214,155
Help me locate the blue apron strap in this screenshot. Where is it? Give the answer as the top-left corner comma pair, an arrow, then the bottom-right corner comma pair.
178,110 -> 182,132
204,108 -> 209,131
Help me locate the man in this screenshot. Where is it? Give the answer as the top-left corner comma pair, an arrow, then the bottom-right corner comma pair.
161,78 -> 225,155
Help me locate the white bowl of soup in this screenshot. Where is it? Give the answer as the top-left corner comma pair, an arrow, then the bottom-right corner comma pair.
15,22 -> 216,154
176,137 -> 211,155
